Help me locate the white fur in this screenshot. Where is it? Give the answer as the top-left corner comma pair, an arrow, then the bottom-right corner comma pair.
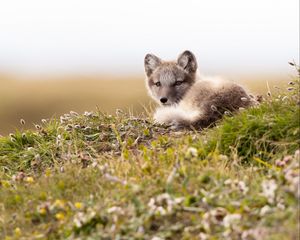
154,106 -> 200,126
152,74 -> 225,126
198,74 -> 227,87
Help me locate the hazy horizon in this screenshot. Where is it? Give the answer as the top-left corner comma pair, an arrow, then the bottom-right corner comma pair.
0,0 -> 299,76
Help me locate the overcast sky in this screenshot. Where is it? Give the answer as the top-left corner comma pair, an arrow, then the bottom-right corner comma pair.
0,0 -> 298,75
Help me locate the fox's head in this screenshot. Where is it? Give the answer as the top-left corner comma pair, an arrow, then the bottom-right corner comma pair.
144,50 -> 198,106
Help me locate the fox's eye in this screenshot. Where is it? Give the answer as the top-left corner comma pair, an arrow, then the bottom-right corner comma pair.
174,81 -> 183,86
155,82 -> 161,87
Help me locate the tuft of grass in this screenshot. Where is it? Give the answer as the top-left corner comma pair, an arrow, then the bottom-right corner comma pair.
202,93 -> 299,163
0,72 -> 299,239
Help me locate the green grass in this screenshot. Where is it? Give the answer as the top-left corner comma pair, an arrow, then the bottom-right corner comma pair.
0,73 -> 299,239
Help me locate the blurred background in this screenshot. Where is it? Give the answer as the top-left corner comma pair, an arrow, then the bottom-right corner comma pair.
0,0 -> 299,135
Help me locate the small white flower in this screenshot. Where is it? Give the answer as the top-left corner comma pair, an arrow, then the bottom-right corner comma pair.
156,206 -> 167,216
73,212 -> 85,228
202,212 -> 211,232
284,168 -> 300,198
199,232 -> 209,240
260,205 -> 272,216
186,147 -> 198,157
84,126 -> 91,131
74,216 -> 83,227
219,154 -> 228,161
174,197 -> 184,204
261,179 -> 277,204
223,214 -> 241,228
211,105 -> 217,111
294,149 -> 300,158
56,135 -> 62,146
107,206 -> 124,215
148,193 -> 183,216
60,116 -> 66,123
224,179 -> 232,185
276,202 -> 285,210
91,162 -> 98,168
275,159 -> 285,167
151,237 -> 164,240
104,173 -> 127,185
148,198 -> 155,208
238,181 -> 249,195
116,109 -> 124,115
283,155 -> 293,163
156,193 -> 171,202
137,226 -> 144,233
242,228 -> 267,240
84,111 -> 93,117
34,154 -> 41,162
9,133 -> 15,139
70,111 -> 79,116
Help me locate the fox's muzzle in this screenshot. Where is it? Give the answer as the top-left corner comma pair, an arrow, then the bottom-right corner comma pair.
160,97 -> 168,104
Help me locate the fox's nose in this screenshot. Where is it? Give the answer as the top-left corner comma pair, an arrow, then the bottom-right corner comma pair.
160,97 -> 168,104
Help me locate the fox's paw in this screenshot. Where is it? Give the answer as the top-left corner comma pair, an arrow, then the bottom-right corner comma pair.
153,106 -> 196,129
154,114 -> 188,130
169,120 -> 187,130
153,107 -> 176,125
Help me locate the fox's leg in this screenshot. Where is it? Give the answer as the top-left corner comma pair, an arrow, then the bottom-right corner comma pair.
153,106 -> 200,129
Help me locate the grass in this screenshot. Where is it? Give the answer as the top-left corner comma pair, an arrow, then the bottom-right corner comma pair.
0,71 -> 299,239
0,73 -> 289,135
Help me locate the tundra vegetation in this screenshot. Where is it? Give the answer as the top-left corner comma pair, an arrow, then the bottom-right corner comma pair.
0,67 -> 299,239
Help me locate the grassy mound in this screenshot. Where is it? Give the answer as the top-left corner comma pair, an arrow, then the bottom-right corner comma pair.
0,73 -> 299,239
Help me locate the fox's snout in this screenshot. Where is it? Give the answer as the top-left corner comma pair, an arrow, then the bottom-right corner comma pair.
160,97 -> 168,104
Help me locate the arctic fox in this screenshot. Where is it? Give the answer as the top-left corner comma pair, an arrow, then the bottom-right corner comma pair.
144,50 -> 256,129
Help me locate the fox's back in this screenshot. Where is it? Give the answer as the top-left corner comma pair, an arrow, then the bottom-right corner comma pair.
180,78 -> 251,109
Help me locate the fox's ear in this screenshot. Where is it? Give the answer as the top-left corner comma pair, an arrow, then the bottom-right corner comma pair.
177,50 -> 197,74
144,54 -> 161,77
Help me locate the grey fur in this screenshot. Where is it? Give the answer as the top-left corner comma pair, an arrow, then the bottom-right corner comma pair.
144,50 -> 256,129
144,54 -> 162,77
177,50 -> 198,74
